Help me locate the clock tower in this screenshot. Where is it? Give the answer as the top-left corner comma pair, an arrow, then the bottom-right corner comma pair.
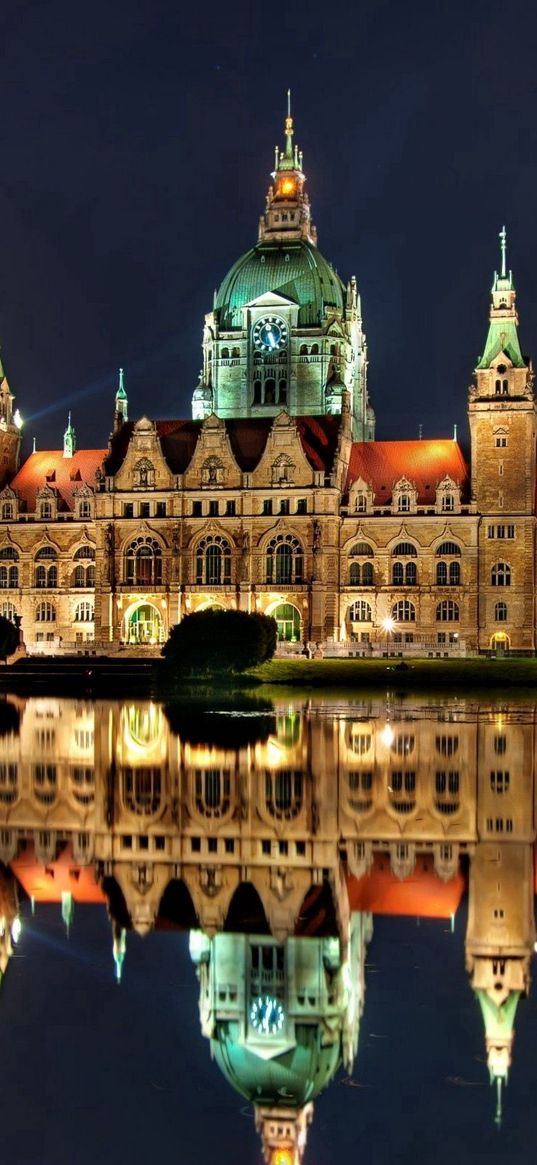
192,97 -> 374,440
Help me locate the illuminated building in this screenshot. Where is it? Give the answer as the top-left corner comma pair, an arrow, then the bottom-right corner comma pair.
0,107 -> 535,653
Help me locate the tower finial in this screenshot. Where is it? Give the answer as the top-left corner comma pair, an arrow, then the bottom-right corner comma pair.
284,89 -> 294,157
494,1076 -> 503,1130
500,225 -> 507,279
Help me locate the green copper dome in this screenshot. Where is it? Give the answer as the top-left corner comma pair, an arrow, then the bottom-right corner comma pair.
212,1022 -> 341,1107
215,240 -> 346,329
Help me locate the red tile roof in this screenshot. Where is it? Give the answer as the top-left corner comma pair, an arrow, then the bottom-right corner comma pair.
347,853 -> 465,918
105,414 -> 341,476
11,449 -> 106,512
346,439 -> 470,503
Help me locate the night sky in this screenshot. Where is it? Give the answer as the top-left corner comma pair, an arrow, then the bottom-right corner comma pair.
1,901 -> 535,1164
3,0 -> 537,453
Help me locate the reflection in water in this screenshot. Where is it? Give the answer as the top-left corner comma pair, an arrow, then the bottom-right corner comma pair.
0,692 -> 536,1155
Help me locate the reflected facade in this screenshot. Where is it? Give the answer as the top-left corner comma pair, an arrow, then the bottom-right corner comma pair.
0,692 -> 536,1157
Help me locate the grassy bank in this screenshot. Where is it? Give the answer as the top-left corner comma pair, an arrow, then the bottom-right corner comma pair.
249,656 -> 537,690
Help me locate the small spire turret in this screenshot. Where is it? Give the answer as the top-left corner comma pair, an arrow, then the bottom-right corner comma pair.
114,367 -> 128,431
477,226 -> 525,370
63,412 -> 76,458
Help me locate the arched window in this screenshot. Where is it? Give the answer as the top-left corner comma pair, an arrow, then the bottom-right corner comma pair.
271,454 -> 294,485
449,561 -> 461,585
397,493 -> 410,512
201,457 -> 224,486
355,492 -> 367,513
122,768 -> 162,815
264,378 -> 276,404
266,534 -> 303,585
436,542 -> 461,557
310,343 -> 319,355
348,600 -> 372,622
125,537 -> 163,586
434,770 -> 460,816
441,494 -> 455,512
393,542 -> 417,556
253,379 -> 262,404
265,770 -> 303,820
74,601 -> 94,622
392,600 -> 416,622
436,560 -> 448,586
0,547 -> 19,590
405,562 -> 417,585
220,347 -> 229,359
74,545 -> 95,560
231,347 -> 240,359
0,602 -> 17,623
299,344 -> 308,355
40,502 -> 52,520
495,601 -> 508,622
195,769 -> 231,818
78,498 -> 91,519
35,546 -> 58,589
491,562 -> 511,587
36,602 -> 56,622
392,561 -> 404,586
350,542 -> 374,556
195,536 -> 232,586
436,599 -> 460,622
278,379 -> 287,403
1,503 -> 13,520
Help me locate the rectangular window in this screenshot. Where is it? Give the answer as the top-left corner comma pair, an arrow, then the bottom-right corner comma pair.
507,525 -> 515,539
209,500 -> 219,517
263,499 -> 273,515
487,525 -> 494,538
496,525 -> 505,538
123,502 -> 134,518
140,502 -> 151,518
495,436 -> 507,447
437,632 -> 446,644
296,498 -> 307,514
156,501 -> 167,518
404,633 -> 414,644
279,499 -> 290,515
226,500 -> 236,516
192,501 -> 202,517
490,770 -> 510,793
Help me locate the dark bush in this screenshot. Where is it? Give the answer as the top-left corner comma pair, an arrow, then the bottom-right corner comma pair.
161,609 -> 277,676
0,616 -> 19,663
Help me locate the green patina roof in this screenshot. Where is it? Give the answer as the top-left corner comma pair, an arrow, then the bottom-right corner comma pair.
477,318 -> 525,370
215,240 -> 346,329
212,1022 -> 341,1107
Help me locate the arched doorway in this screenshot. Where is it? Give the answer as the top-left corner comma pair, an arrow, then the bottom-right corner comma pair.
491,632 -> 510,657
269,602 -> 301,643
125,603 -> 163,645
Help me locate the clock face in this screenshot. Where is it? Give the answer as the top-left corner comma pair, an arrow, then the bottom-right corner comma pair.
250,994 -> 285,1036
253,316 -> 288,352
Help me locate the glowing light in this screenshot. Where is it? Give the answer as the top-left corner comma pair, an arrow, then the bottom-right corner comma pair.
278,178 -> 296,196
272,1151 -> 293,1165
13,409 -> 23,429
11,917 -> 21,945
382,617 -> 395,634
381,723 -> 395,747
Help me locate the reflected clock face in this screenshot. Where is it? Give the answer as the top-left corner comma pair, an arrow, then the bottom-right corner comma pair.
253,316 -> 288,352
250,995 -> 285,1035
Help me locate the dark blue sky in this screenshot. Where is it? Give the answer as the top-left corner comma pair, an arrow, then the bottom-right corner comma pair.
2,0 -> 537,451
0,901 -> 534,1164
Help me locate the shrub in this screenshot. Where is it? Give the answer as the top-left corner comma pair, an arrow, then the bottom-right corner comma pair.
0,616 -> 19,663
162,609 -> 277,676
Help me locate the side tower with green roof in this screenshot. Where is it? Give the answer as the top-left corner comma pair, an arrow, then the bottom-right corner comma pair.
468,228 -> 537,652
192,97 -> 374,441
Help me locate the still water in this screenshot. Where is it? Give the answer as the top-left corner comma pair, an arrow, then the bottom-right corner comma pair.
0,689 -> 535,1164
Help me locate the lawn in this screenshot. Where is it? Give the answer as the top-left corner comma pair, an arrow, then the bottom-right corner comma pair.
250,656 -> 537,690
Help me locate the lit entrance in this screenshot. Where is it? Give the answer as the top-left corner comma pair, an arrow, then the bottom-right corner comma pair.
126,603 -> 163,645
491,632 -> 510,657
271,602 -> 301,643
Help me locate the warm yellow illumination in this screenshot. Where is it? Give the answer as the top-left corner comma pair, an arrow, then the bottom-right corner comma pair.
272,1151 -> 293,1165
381,723 -> 395,747
278,177 -> 296,196
382,617 -> 395,634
